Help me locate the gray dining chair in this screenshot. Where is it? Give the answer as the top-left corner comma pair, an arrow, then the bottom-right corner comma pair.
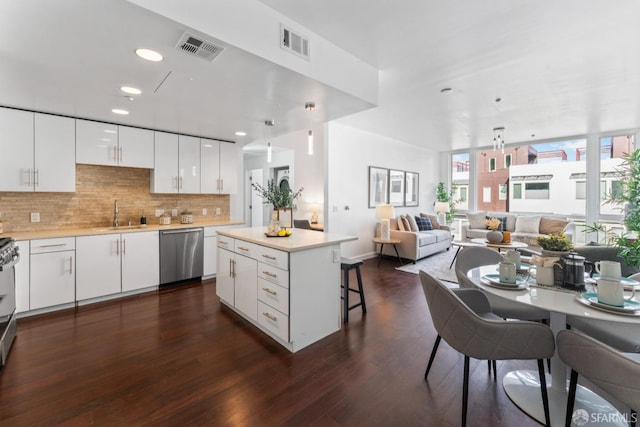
557,329 -> 640,427
454,246 -> 550,321
420,271 -> 554,427
293,219 -> 313,230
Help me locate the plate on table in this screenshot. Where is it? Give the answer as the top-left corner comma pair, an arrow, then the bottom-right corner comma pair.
481,274 -> 528,290
576,292 -> 640,315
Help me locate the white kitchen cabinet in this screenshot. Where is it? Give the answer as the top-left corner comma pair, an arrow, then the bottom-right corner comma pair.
30,238 -> 75,310
34,113 -> 75,192
0,109 -> 74,192
117,126 -> 154,168
216,247 -> 257,321
203,227 -> 217,278
218,141 -> 238,194
76,119 -> 119,166
151,132 -> 200,193
216,246 -> 235,304
15,240 -> 30,313
76,234 -> 121,300
0,108 -> 33,192
76,231 -> 159,300
76,120 -> 153,168
201,139 -> 238,194
121,231 -> 159,292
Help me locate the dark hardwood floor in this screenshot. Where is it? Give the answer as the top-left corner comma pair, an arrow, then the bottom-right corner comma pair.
0,257 -> 541,426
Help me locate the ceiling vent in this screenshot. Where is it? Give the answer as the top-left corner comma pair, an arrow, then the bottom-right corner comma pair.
280,25 -> 310,61
175,32 -> 224,62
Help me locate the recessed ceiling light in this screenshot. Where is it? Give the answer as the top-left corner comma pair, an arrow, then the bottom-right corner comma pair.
235,131 -> 246,136
121,86 -> 142,95
440,88 -> 452,94
135,48 -> 163,62
112,109 -> 129,115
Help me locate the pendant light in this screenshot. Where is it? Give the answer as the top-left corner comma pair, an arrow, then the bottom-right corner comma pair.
265,120 -> 274,163
493,127 -> 505,153
305,102 -> 315,155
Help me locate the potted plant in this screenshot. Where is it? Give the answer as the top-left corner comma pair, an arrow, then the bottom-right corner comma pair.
251,179 -> 304,209
605,148 -> 640,267
434,181 -> 458,222
536,232 -> 574,257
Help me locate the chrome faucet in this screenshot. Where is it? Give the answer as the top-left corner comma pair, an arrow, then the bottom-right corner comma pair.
113,200 -> 119,228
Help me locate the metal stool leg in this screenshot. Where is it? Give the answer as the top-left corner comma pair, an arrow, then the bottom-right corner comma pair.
343,266 -> 350,323
355,264 -> 366,313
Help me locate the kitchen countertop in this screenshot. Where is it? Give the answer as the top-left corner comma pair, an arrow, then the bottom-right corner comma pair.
4,219 -> 245,241
217,227 -> 357,252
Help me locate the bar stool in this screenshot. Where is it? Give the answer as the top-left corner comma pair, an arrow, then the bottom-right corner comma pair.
340,258 -> 367,323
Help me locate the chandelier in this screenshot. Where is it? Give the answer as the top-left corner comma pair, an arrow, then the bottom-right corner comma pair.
493,127 -> 505,153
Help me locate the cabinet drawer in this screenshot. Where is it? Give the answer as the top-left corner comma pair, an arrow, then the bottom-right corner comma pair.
234,241 -> 259,258
258,262 -> 289,288
30,237 -> 75,254
217,236 -> 234,250
257,246 -> 288,270
258,278 -> 289,315
257,301 -> 289,342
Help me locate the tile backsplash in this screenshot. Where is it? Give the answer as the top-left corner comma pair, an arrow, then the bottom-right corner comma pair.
0,164 -> 230,232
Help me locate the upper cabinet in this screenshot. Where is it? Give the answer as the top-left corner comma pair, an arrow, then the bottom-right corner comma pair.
151,132 -> 200,194
76,120 -> 153,168
201,138 -> 238,194
0,108 -> 75,192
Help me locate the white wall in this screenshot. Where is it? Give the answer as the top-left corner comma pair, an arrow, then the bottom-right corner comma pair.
326,122 -> 441,259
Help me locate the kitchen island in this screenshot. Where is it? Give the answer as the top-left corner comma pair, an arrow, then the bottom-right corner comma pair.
216,227 -> 357,352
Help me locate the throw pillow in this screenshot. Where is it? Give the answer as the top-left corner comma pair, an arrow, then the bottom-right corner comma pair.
485,216 -> 507,231
406,215 -> 419,232
415,216 -> 433,231
467,211 -> 487,229
420,213 -> 441,229
514,216 -> 541,234
401,215 -> 411,231
397,217 -> 405,231
539,217 -> 569,235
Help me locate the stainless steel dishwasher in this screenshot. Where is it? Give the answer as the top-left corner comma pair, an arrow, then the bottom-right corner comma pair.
159,228 -> 204,285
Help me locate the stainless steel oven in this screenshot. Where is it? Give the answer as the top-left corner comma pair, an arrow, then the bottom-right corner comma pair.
0,237 -> 19,368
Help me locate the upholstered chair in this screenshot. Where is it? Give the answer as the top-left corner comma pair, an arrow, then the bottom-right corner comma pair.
293,219 -> 313,229
454,246 -> 550,321
419,271 -> 554,427
557,329 -> 640,427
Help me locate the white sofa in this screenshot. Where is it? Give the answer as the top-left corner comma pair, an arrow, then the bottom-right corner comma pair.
460,211 -> 576,246
375,213 -> 452,262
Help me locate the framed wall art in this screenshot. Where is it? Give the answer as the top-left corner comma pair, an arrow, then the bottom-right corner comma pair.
405,171 -> 419,207
368,166 -> 389,208
389,169 -> 405,206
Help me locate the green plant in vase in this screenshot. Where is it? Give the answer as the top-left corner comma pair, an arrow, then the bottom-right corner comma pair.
536,232 -> 574,256
434,181 -> 458,222
251,179 -> 304,209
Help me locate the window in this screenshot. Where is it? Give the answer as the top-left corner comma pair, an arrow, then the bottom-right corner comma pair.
513,183 -> 522,199
576,181 -> 586,199
504,154 -> 512,168
483,186 -> 491,203
498,184 -> 507,200
524,182 -> 549,199
459,187 -> 468,202
600,180 -> 606,201
611,180 -> 623,199
489,158 -> 496,172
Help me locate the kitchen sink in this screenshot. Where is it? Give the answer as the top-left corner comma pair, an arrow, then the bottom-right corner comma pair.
92,225 -> 149,232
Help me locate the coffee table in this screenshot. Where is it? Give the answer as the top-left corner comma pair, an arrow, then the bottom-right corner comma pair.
470,238 -> 528,251
449,240 -> 486,268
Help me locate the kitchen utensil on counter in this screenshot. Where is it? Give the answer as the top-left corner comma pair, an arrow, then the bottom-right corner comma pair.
159,213 -> 171,225
597,277 -> 636,307
180,210 -> 193,224
595,260 -> 622,279
499,261 -> 517,284
561,251 -> 591,290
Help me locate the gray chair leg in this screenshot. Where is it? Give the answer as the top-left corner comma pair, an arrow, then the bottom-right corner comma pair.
566,369 -> 579,427
462,356 -> 470,427
537,359 -> 551,427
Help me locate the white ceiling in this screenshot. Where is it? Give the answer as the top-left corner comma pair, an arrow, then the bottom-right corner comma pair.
2,1 -> 640,152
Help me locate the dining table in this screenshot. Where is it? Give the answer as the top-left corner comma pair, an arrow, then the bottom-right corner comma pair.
467,265 -> 640,427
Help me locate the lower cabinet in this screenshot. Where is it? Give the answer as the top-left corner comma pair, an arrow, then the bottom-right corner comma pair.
30,237 -> 75,310
76,231 -> 159,301
216,242 -> 258,321
15,240 -> 30,313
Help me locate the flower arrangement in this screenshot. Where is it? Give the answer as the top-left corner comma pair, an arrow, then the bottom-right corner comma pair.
484,217 -> 502,231
251,179 -> 304,209
536,232 -> 574,252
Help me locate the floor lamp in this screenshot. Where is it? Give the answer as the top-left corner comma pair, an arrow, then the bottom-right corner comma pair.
434,202 -> 450,226
376,204 -> 395,241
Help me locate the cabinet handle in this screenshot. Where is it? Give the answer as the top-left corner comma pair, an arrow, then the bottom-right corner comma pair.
113,146 -> 118,162
35,169 -> 40,186
68,256 -> 73,274
116,240 -> 120,256
263,271 -> 277,278
26,168 -> 32,186
122,239 -> 126,255
229,259 -> 233,278
38,243 -> 67,248
237,246 -> 249,251
262,287 -> 277,295
119,146 -> 123,162
219,240 -> 228,245
232,259 -> 236,278
179,176 -> 183,189
262,312 -> 277,322
216,178 -> 220,191
261,254 -> 276,260
220,178 -> 223,191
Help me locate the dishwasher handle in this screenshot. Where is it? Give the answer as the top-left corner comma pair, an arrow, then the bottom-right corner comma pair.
160,228 -> 203,235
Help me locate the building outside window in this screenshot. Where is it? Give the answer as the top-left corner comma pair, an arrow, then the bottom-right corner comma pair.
504,153 -> 512,168
489,158 -> 496,172
498,184 -> 507,200
513,183 -> 522,199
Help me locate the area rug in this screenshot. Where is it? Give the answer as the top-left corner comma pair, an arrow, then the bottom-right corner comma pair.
395,249 -> 458,283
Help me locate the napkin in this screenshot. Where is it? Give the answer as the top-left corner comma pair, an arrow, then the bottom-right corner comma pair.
531,254 -> 560,268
